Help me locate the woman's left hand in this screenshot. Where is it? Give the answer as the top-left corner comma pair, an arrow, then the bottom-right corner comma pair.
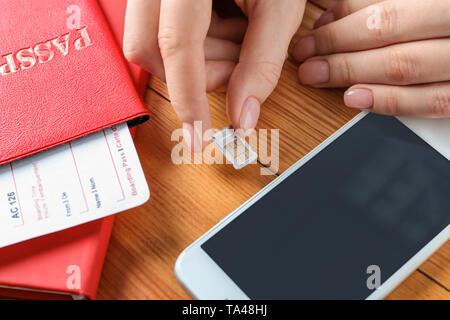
294,0 -> 450,118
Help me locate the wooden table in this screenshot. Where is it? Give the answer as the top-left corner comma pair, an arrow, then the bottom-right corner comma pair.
97,2 -> 450,300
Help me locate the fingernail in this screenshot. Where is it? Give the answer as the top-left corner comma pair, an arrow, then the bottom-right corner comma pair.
293,35 -> 316,62
183,122 -> 203,153
240,97 -> 260,134
298,60 -> 330,85
314,11 -> 335,29
344,89 -> 374,109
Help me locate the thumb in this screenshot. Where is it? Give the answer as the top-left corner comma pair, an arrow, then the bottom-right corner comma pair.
227,0 -> 305,132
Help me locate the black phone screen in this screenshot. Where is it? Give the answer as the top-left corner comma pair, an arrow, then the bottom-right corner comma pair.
202,114 -> 450,299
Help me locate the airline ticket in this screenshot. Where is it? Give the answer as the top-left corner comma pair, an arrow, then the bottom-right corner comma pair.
0,123 -> 150,248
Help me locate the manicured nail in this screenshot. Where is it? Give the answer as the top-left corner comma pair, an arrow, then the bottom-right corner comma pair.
344,89 -> 374,109
183,122 -> 203,153
293,35 -> 316,62
240,97 -> 260,135
314,11 -> 335,29
298,60 -> 330,85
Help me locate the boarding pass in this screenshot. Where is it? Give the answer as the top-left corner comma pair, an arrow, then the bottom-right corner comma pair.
0,123 -> 150,248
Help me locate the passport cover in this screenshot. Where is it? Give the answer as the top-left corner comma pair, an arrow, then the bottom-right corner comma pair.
0,218 -> 115,300
0,0 -> 149,166
0,0 -> 149,300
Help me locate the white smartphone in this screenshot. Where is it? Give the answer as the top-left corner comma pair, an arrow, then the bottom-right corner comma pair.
175,112 -> 450,300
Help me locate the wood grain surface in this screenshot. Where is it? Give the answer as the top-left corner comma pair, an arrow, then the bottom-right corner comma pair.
97,2 -> 449,300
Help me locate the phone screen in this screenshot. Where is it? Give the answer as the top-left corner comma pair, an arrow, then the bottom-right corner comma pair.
202,113 -> 450,299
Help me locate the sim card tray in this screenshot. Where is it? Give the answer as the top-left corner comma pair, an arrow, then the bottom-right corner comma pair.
211,126 -> 258,169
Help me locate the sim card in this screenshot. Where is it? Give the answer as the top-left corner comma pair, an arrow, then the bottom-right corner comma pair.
211,126 -> 258,169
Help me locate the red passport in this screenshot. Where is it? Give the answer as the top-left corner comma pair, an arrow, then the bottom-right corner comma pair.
0,0 -> 149,166
0,0 -> 149,299
0,219 -> 115,300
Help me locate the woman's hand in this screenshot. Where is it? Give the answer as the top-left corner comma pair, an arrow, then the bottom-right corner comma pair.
294,0 -> 450,118
124,0 -> 305,151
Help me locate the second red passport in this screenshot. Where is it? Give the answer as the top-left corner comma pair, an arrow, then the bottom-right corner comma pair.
0,0 -> 149,166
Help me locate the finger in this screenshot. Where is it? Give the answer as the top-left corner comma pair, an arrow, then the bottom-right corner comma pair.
205,61 -> 235,92
208,12 -> 248,43
159,0 -> 212,152
298,39 -> 450,87
205,37 -> 241,62
124,0 -> 165,81
314,0 -> 382,28
343,82 -> 450,118
227,0 -> 305,132
294,0 -> 450,61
